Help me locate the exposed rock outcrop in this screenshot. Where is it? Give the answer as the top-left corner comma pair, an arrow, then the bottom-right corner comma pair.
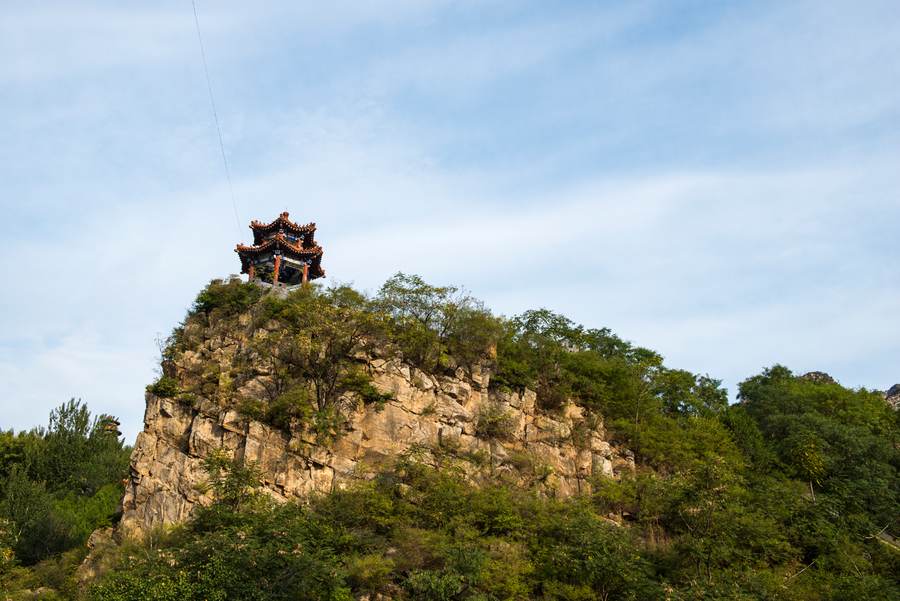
123,309 -> 632,528
800,371 -> 836,384
883,384 -> 900,409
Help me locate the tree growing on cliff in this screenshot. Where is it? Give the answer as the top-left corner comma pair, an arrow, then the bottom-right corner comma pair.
91,449 -> 350,601
373,273 -> 501,371
250,284 -> 392,429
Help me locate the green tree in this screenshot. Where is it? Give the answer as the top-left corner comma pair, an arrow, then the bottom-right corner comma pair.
196,448 -> 265,518
29,398 -> 129,496
189,275 -> 264,318
622,348 -> 664,426
737,365 -> 900,587
493,308 -> 631,412
0,465 -> 57,564
656,369 -> 728,419
531,507 -> 658,601
374,273 -> 500,370
662,456 -> 744,583
91,449 -> 350,601
256,284 -> 387,412
0,400 -> 130,566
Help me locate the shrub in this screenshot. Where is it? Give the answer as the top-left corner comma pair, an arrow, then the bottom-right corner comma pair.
236,398 -> 265,422
404,546 -> 487,601
373,273 -> 501,371
309,407 -> 345,445
347,554 -> 395,591
146,376 -> 179,398
189,276 -> 263,318
177,393 -> 199,408
506,451 -> 555,484
253,285 -> 386,412
266,387 -> 313,430
475,403 -> 515,440
341,371 -> 393,412
91,494 -> 350,601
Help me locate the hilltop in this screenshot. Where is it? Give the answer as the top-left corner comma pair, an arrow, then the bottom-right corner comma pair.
3,274 -> 900,600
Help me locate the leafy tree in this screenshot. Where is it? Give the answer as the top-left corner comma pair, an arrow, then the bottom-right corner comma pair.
719,403 -> 774,468
0,465 -> 57,564
255,284 -> 388,412
196,448 -> 265,516
28,398 -> 129,496
621,348 -> 664,426
661,456 -> 744,583
494,308 -> 632,412
189,275 -> 264,318
0,430 -> 37,481
734,364 -> 900,592
91,449 -> 350,601
373,273 -> 501,371
655,369 -> 728,419
0,400 -> 130,567
530,507 -> 658,601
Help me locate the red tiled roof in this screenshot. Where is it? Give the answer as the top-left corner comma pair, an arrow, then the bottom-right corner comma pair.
249,211 -> 316,246
235,230 -> 325,279
235,233 -> 323,256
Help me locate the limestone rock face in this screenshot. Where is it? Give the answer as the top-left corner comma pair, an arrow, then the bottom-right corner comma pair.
800,371 -> 836,384
883,384 -> 900,409
124,324 -> 633,528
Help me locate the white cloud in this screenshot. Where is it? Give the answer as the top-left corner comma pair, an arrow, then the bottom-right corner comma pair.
1,0 -> 898,444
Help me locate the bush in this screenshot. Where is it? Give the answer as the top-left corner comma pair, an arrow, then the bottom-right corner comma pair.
475,403 -> 515,440
492,309 -> 633,414
252,285 -> 386,412
347,554 -> 395,591
309,407 -> 345,445
92,451 -> 351,601
146,376 -> 179,398
341,371 -> 393,412
190,276 -> 263,318
373,273 -> 501,371
266,388 -> 313,430
236,398 -> 266,422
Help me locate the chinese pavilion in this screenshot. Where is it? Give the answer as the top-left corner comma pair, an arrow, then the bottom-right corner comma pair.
234,212 -> 325,285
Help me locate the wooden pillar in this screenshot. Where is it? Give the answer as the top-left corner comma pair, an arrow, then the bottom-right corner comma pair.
302,263 -> 309,284
248,264 -> 255,280
273,255 -> 281,283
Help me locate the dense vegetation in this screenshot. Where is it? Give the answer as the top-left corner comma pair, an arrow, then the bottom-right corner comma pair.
0,400 -> 131,597
4,274 -> 899,599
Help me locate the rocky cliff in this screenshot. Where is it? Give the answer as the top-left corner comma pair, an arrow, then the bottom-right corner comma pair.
883,384 -> 900,409
122,296 -> 633,528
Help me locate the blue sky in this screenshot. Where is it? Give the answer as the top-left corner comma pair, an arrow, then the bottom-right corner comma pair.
2,0 -> 898,444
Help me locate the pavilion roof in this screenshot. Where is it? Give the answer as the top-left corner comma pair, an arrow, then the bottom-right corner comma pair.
235,232 -> 325,279
249,212 -> 317,246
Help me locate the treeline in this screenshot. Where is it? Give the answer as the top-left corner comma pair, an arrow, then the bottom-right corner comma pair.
138,275 -> 900,599
1,399 -> 131,596
5,274 -> 899,599
91,366 -> 900,600
154,273 -> 730,447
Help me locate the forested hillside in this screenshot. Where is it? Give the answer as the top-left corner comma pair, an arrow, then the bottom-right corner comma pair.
3,274 -> 899,600
0,400 -> 131,596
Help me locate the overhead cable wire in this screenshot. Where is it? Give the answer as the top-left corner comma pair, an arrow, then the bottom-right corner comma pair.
191,0 -> 243,243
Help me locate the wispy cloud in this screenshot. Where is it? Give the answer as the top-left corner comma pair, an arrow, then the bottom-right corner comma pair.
1,0 -> 898,441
